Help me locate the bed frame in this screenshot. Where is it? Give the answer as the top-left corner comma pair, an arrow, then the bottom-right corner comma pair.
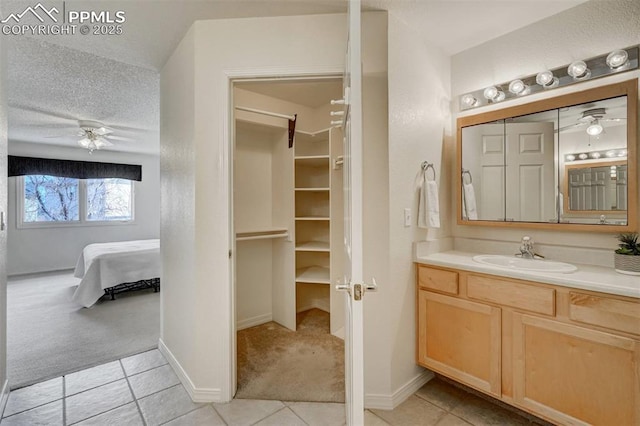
103,278 -> 160,301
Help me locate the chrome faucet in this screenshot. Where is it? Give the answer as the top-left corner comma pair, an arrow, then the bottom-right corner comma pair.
518,236 -> 536,259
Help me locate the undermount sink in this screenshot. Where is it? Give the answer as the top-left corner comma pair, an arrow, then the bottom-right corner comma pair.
472,255 -> 577,273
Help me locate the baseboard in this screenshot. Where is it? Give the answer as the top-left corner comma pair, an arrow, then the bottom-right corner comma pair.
236,313 -> 272,331
296,302 -> 329,314
365,370 -> 434,410
158,339 -> 221,403
0,379 -> 9,418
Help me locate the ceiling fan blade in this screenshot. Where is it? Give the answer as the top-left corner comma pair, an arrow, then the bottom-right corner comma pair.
97,138 -> 114,147
43,134 -> 74,139
10,104 -> 79,121
601,118 -> 626,122
105,135 -> 134,142
94,127 -> 114,136
557,122 -> 585,132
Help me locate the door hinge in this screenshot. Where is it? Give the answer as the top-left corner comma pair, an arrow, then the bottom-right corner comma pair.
229,249 -> 232,259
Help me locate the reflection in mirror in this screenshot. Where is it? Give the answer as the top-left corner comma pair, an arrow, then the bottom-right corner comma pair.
558,96 -> 628,225
457,80 -> 636,231
505,110 -> 558,223
461,121 -> 505,221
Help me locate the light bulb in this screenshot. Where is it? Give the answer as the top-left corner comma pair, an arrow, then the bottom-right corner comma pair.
606,150 -> 616,157
483,86 -> 498,100
568,60 -> 591,80
578,153 -> 588,160
566,154 -> 575,161
606,50 -> 629,69
619,149 -> 627,157
590,152 -> 601,159
536,70 -> 559,89
483,86 -> 504,102
508,79 -> 527,95
586,121 -> 603,136
461,94 -> 478,107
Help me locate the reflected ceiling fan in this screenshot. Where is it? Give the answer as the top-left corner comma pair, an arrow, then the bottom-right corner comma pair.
46,120 -> 134,153
557,108 -> 626,136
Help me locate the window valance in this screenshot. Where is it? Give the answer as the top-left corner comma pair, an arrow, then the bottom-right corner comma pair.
8,156 -> 142,181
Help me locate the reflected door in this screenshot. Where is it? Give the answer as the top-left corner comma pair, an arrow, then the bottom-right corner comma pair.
506,122 -> 555,222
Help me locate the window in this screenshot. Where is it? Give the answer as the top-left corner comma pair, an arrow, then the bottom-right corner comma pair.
86,178 -> 133,221
23,175 -> 80,223
19,175 -> 134,227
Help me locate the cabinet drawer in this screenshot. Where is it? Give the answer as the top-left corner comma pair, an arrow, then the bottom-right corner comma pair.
467,275 -> 555,316
569,292 -> 640,336
418,266 -> 458,295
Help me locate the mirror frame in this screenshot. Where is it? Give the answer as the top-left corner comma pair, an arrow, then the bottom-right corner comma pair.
456,79 -> 638,232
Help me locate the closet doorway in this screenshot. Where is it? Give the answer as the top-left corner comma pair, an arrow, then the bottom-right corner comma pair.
232,77 -> 346,402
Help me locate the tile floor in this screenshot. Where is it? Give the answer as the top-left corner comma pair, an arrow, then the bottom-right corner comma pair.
0,349 -> 546,425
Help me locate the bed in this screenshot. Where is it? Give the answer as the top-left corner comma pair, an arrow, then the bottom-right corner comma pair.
72,239 -> 161,308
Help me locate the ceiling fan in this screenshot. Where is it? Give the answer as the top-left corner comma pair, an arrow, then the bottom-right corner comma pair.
46,120 -> 134,153
557,108 -> 626,135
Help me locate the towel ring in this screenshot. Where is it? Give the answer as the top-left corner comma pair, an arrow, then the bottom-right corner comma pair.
421,161 -> 436,180
462,169 -> 473,184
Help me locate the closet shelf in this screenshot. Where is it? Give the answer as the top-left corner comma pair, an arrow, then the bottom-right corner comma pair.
295,266 -> 330,284
295,188 -> 330,192
236,228 -> 288,241
295,217 -> 330,221
295,155 -> 330,161
295,241 -> 330,252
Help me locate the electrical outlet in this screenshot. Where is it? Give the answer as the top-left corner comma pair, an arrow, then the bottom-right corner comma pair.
404,208 -> 411,227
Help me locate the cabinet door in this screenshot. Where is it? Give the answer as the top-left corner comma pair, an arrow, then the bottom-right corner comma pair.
512,313 -> 640,425
417,290 -> 501,396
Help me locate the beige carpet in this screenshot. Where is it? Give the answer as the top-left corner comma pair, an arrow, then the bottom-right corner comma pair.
236,309 -> 345,402
8,271 -> 159,388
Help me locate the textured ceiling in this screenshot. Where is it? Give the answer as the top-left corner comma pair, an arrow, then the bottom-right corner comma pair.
7,37 -> 159,154
3,0 -> 588,155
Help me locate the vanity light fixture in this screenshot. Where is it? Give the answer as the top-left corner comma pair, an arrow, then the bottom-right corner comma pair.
458,46 -> 638,110
461,94 -> 478,108
536,70 -> 559,89
483,86 -> 505,102
606,49 -> 629,70
586,120 -> 604,136
508,79 -> 528,95
567,60 -> 591,80
565,148 -> 627,162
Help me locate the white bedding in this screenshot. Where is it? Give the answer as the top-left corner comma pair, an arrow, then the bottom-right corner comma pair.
72,239 -> 161,308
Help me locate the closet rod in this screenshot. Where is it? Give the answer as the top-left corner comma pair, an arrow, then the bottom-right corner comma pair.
235,106 -> 296,121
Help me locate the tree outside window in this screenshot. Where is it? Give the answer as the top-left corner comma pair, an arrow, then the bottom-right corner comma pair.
22,175 -> 133,224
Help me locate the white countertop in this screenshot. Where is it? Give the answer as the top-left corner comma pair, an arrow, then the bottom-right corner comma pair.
415,251 -> 640,299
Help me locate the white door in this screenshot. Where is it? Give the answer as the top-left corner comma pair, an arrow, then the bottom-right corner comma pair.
505,122 -> 555,222
336,1 -> 375,424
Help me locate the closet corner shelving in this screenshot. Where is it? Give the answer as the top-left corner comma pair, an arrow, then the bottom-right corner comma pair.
294,129 -> 332,287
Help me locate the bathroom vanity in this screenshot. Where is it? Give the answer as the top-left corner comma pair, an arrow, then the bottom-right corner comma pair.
415,252 -> 640,426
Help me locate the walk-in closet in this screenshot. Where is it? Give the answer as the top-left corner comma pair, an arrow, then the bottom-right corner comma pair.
233,78 -> 346,402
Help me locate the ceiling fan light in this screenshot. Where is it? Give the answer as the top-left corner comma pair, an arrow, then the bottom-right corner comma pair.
568,60 -> 591,80
586,122 -> 603,136
606,50 -> 629,70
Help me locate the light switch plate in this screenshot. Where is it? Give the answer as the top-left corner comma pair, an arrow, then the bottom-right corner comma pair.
404,208 -> 411,227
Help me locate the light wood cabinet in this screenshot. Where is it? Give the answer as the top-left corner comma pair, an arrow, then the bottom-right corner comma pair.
416,263 -> 640,426
417,290 -> 501,397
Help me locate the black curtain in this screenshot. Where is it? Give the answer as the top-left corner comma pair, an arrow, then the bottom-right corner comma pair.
8,156 -> 142,181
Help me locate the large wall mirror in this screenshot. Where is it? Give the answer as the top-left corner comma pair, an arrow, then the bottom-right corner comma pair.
457,79 -> 637,232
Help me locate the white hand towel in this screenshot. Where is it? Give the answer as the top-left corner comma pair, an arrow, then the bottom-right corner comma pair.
463,183 -> 478,220
418,171 -> 440,229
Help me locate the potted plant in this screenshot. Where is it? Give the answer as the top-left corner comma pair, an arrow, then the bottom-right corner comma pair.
614,233 -> 640,275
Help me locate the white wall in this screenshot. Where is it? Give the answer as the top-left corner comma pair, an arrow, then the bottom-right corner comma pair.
383,13 -> 452,397
451,0 -> 640,250
7,142 -> 160,275
0,25 -> 9,403
161,14 -> 347,401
